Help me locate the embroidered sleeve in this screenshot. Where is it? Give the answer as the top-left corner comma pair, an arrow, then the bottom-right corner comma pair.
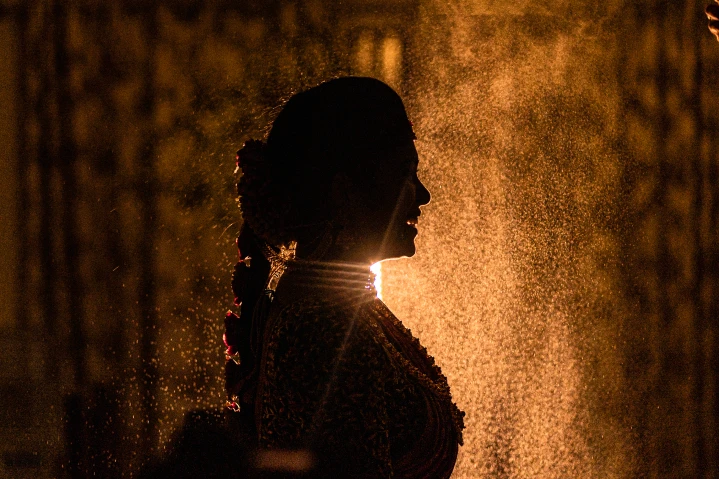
257,299 -> 392,478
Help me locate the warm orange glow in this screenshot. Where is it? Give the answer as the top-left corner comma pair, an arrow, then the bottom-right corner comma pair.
380,35 -> 401,91
370,262 -> 382,300
354,31 -> 373,75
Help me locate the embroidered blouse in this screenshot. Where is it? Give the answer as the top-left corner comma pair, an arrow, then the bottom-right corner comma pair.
248,264 -> 464,478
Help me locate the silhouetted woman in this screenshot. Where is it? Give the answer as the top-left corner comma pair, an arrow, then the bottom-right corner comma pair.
225,77 -> 464,478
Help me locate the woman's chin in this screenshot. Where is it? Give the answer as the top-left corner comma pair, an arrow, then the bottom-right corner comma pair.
379,241 -> 416,261
400,241 -> 417,258
368,227 -> 418,262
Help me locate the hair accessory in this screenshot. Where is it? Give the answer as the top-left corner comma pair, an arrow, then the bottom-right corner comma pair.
231,237 -> 253,306
223,311 -> 243,363
226,395 -> 241,413
262,240 -> 298,294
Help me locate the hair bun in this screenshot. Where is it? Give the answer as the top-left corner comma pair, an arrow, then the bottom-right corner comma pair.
236,139 -> 265,170
236,139 -> 293,245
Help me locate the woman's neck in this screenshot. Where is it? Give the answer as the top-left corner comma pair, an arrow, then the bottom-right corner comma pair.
276,259 -> 376,298
294,224 -> 385,265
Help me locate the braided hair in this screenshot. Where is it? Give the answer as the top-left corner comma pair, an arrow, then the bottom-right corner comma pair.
224,77 -> 416,433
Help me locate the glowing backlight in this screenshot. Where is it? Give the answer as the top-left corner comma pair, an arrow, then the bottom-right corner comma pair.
370,262 -> 382,300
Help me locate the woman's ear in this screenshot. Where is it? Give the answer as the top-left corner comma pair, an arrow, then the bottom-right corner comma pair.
329,172 -> 352,210
329,171 -> 364,230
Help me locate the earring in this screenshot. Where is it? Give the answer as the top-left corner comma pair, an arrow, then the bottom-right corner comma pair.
303,221 -> 334,260
334,223 -> 362,253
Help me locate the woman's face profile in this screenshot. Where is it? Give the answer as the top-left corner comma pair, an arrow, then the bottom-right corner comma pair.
342,139 -> 431,263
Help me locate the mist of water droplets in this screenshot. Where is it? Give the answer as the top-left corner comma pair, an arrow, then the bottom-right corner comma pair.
382,2 -> 633,477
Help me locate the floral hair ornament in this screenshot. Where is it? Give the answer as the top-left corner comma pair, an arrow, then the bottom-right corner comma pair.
261,240 -> 297,296
231,236 -> 251,306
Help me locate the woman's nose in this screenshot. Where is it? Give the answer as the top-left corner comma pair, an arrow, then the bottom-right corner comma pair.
415,177 -> 431,206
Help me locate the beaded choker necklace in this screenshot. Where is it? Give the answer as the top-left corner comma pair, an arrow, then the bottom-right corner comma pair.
282,259 -> 377,296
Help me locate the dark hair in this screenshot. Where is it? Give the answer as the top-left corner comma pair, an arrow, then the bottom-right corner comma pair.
225,77 -> 414,432
237,76 -> 415,246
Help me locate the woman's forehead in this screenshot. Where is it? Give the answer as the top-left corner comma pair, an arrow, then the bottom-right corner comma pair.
391,141 -> 419,163
370,143 -> 419,173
